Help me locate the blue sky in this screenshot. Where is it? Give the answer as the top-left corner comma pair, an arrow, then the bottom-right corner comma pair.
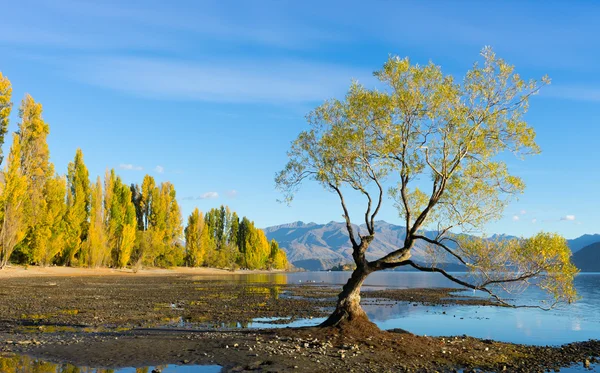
0,0 -> 598,239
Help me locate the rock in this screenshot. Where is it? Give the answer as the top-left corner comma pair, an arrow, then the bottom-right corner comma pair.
584,359 -> 590,368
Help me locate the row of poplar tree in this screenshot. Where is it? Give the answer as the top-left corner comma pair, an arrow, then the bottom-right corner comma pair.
0,73 -> 288,270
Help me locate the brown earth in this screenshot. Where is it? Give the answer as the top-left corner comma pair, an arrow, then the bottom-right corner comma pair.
0,268 -> 598,372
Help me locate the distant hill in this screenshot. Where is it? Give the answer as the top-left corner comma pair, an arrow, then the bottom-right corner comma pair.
567,234 -> 600,253
265,220 -> 600,271
572,242 -> 600,272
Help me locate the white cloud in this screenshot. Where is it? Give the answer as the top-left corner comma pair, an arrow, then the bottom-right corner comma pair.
544,86 -> 600,103
119,163 -> 143,171
226,190 -> 238,198
512,215 -> 520,221
67,56 -> 370,104
531,218 -> 537,224
200,192 -> 219,200
520,210 -> 527,215
561,215 -> 576,221
155,165 -> 164,173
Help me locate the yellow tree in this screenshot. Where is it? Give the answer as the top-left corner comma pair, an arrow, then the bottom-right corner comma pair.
277,48 -> 578,328
185,207 -> 206,267
64,149 -> 91,266
0,134 -> 27,268
84,177 -> 107,268
35,175 -> 67,266
0,72 -> 12,166
105,170 -> 137,268
269,240 -> 288,270
16,94 -> 53,263
146,182 -> 183,267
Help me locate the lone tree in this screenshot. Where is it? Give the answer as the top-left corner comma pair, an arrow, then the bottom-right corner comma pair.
276,47 -> 578,328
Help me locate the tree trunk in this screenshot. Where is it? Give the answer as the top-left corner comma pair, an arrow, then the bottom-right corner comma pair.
320,266 -> 371,327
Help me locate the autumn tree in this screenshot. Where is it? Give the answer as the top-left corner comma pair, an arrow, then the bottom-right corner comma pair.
105,170 -> 137,268
0,134 -> 27,268
184,208 -> 204,266
146,182 -> 183,267
276,48 -> 578,328
35,175 -> 67,266
16,94 -> 53,263
269,239 -> 288,270
0,72 -> 12,166
64,149 -> 91,265
84,177 -> 108,267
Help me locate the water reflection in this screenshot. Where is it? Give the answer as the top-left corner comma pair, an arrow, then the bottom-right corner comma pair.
209,272 -> 600,346
0,354 -> 221,373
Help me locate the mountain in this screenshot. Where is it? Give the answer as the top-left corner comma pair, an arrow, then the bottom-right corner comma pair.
572,242 -> 600,272
265,220 -> 600,271
567,234 -> 600,253
264,220 -> 453,270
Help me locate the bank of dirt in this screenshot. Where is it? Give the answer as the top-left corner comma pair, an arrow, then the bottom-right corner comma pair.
0,271 -> 598,372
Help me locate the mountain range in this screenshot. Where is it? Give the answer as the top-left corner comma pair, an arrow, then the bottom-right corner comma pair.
264,221 -> 600,271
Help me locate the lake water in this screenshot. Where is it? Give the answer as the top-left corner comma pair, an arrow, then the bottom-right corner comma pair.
4,272 -> 598,372
200,271 -> 600,346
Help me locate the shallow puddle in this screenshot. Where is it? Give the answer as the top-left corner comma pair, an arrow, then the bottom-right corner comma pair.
0,354 -> 221,373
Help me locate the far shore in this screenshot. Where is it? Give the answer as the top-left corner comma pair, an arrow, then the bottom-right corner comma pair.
0,265 -> 289,279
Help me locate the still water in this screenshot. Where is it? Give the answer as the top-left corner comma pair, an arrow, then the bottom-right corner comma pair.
200,271 -> 600,346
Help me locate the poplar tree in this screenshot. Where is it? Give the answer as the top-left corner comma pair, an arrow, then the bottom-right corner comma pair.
184,208 -> 205,267
84,177 -> 107,268
105,171 -> 136,268
36,175 -> 67,265
0,134 -> 27,268
140,175 -> 155,231
0,72 -> 12,166
64,149 -> 91,265
17,94 -> 52,263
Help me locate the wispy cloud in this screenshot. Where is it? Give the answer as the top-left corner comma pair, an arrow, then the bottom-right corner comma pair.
543,86 -> 600,103
531,218 -> 537,224
520,210 -> 527,215
65,56 -> 370,104
512,215 -> 520,221
200,192 -> 219,200
226,190 -> 238,198
155,165 -> 164,174
119,163 -> 143,171
561,215 -> 576,221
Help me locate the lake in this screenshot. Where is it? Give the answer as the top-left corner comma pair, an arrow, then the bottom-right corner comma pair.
3,271 -> 598,372
194,271 -> 600,346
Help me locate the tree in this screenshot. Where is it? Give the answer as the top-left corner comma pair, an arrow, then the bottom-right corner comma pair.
145,181 -> 183,267
84,177 -> 108,268
0,72 -> 12,166
269,239 -> 288,270
64,149 -> 91,265
184,207 -> 206,267
17,94 -> 53,263
276,48 -> 578,328
140,175 -> 155,231
35,175 -> 67,266
0,134 -> 27,268
105,170 -> 137,268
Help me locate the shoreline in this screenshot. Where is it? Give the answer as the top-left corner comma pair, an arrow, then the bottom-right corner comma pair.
0,270 -> 598,372
0,265 -> 290,279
